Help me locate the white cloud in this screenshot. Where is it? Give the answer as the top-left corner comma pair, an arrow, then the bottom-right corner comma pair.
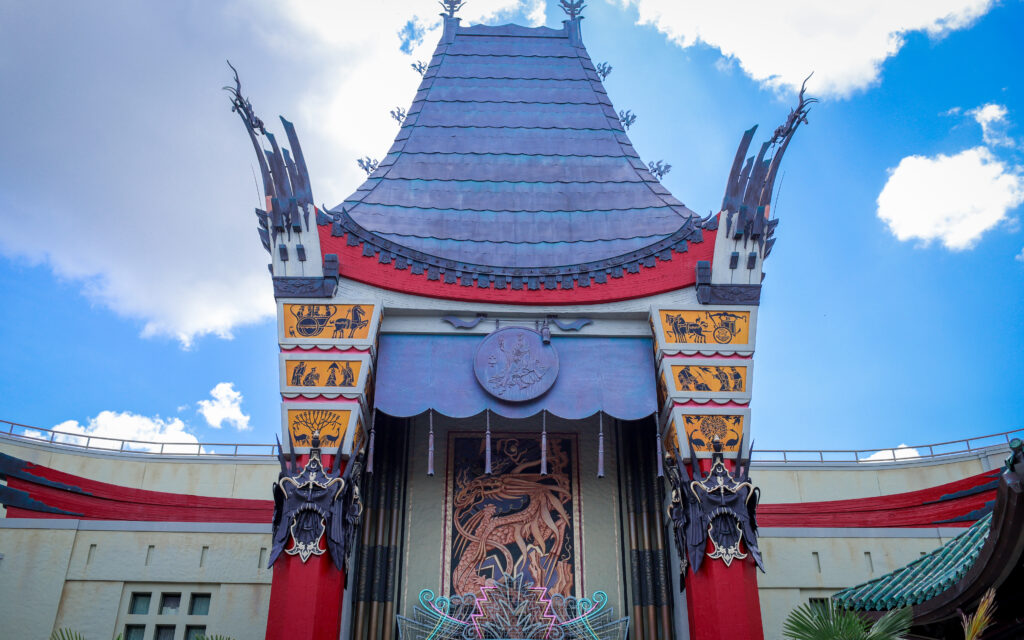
861,444 -> 921,462
47,411 -> 203,454
968,103 -> 1016,147
0,1 -> 542,347
1016,247 -> 1024,262
615,0 -> 996,96
197,382 -> 251,431
877,147 -> 1024,250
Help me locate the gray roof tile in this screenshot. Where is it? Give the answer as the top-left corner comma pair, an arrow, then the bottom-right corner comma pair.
335,19 -> 695,269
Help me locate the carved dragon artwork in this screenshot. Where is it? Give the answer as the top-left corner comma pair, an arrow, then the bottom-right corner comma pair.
449,436 -> 578,597
665,436 -> 764,590
268,433 -> 364,572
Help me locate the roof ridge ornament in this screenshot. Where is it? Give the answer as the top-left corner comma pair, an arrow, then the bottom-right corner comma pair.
559,0 -> 586,19
720,72 -> 818,260
438,0 -> 465,17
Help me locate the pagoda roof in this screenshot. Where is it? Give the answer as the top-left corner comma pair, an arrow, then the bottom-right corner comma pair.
318,17 -> 714,301
832,443 -> 1024,635
832,512 -> 993,611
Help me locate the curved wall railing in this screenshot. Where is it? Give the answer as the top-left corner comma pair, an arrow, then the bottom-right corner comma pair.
1,419 -> 1020,464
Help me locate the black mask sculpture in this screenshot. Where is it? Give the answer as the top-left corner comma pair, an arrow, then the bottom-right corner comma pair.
665,436 -> 763,589
268,432 -> 364,572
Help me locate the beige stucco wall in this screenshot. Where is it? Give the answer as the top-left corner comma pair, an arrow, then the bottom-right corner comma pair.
0,525 -> 272,639
0,434 -> 1010,639
752,449 -> 1003,504
0,436 -> 279,499
755,530 -> 967,640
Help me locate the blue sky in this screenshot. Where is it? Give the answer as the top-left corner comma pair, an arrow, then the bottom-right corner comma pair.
1,0 -> 1022,453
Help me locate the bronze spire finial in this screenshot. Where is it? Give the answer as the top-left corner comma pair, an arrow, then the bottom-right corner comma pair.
438,0 -> 465,17
559,0 -> 586,19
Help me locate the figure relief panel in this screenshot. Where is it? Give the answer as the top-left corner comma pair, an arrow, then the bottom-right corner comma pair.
444,433 -> 582,598
671,364 -> 747,393
286,359 -> 361,388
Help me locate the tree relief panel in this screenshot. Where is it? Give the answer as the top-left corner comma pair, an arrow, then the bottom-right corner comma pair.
287,408 -> 350,449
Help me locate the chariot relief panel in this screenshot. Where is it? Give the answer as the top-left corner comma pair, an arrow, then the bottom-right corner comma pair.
658,310 -> 750,345
443,433 -> 582,598
282,304 -> 372,340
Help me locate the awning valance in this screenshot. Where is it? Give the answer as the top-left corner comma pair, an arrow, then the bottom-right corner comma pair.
374,333 -> 657,420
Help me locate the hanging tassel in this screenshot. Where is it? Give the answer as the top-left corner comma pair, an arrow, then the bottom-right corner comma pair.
656,428 -> 665,478
366,411 -> 376,475
597,413 -> 605,478
540,410 -> 548,476
484,409 -> 492,475
427,409 -> 435,477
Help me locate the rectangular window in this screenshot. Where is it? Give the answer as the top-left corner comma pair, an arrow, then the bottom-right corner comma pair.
185,625 -> 207,640
189,593 -> 211,616
155,625 -> 176,640
123,626 -> 146,640
129,593 -> 151,615
159,593 -> 182,615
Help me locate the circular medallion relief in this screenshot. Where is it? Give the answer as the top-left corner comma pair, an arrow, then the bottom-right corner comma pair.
473,327 -> 559,402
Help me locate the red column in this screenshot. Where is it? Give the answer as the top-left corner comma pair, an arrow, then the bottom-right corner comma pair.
685,555 -> 764,640
683,458 -> 765,640
265,455 -> 347,640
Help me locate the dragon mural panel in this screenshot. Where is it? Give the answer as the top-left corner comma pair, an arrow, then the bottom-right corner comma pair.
444,433 -> 582,598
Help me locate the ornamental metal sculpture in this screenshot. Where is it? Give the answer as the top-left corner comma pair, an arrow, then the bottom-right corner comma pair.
396,573 -> 629,640
559,0 -> 587,19
648,160 -> 672,181
268,432 -> 364,571
665,436 -> 764,589
224,62 -> 316,254
721,73 -> 817,258
617,109 -> 636,131
439,0 -> 465,18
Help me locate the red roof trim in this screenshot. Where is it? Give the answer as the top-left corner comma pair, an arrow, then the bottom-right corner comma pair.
320,225 -> 716,305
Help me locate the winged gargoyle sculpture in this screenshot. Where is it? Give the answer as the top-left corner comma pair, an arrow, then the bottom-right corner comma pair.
666,435 -> 763,590
268,432 -> 364,572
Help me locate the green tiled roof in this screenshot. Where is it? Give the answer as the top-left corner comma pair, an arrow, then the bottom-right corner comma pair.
832,512 -> 993,611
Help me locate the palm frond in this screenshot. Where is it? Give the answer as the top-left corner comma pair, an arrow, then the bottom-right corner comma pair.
50,630 -> 87,640
783,601 -> 864,640
866,607 -> 912,639
961,588 -> 997,640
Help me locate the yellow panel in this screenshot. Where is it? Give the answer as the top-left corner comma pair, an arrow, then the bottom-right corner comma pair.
682,414 -> 744,452
287,408 -> 350,448
285,359 -> 362,388
666,419 -> 679,451
283,304 -> 373,340
670,364 -> 747,393
659,310 -> 750,345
